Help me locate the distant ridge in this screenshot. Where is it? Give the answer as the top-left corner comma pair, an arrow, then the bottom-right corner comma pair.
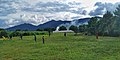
37,20 -> 71,28
6,18 -> 91,31
6,23 -> 37,31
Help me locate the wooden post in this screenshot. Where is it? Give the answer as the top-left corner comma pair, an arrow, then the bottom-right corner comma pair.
34,34 -> 36,42
42,36 -> 45,44
64,32 -> 67,37
96,32 -> 98,39
9,35 -> 12,40
48,31 -> 51,37
20,34 -> 23,40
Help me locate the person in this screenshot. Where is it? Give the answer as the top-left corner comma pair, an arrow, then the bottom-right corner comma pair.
64,32 -> 67,37
34,34 -> 37,42
42,36 -> 45,44
20,33 -> 23,40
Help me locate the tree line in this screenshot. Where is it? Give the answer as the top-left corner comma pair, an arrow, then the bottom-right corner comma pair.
88,5 -> 120,37
56,5 -> 120,37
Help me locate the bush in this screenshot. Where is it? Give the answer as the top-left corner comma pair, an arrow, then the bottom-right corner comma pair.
36,28 -> 44,31
8,31 -> 47,37
44,28 -> 56,31
109,31 -> 120,37
11,31 -> 21,37
23,32 -> 30,36
59,26 -> 67,31
0,28 -> 5,31
39,32 -> 45,35
0,31 -> 8,38
69,25 -> 78,33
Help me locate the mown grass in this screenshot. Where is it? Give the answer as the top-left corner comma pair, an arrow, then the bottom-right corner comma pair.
0,33 -> 120,60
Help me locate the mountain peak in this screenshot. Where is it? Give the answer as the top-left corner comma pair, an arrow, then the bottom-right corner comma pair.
6,18 -> 91,31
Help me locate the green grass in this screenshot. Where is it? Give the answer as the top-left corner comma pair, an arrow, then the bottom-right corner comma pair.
0,33 -> 120,60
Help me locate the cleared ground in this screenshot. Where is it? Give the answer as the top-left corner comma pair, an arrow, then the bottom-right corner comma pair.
0,33 -> 120,60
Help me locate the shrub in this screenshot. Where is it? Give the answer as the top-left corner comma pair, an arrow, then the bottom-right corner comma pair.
59,26 -> 67,31
23,32 -> 30,36
36,28 -> 44,31
11,31 -> 21,37
0,31 -> 8,38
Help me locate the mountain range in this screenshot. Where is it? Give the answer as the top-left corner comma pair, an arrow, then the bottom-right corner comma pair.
6,18 -> 91,31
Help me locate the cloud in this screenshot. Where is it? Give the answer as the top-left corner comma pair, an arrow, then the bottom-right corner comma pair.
0,20 -> 7,28
0,0 -> 120,28
68,2 -> 81,5
36,1 -> 69,8
0,0 -> 17,16
0,0 -> 29,16
22,1 -> 70,13
21,1 -> 87,15
89,2 -> 120,16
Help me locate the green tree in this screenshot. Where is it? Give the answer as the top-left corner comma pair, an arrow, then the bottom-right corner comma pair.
110,5 -> 120,36
79,24 -> 87,33
97,11 -> 113,36
0,31 -> 8,38
69,25 -> 78,33
0,28 -> 4,31
36,28 -> 44,31
59,26 -> 67,31
16,29 -> 21,31
88,17 -> 99,35
11,31 -> 21,37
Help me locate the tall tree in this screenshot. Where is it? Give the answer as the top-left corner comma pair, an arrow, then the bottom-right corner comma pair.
97,11 -> 113,36
112,5 -> 120,36
69,25 -> 78,33
88,17 -> 99,35
79,24 -> 87,33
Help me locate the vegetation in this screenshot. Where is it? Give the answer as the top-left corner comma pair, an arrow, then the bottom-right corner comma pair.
44,28 -> 56,32
0,31 -> 47,38
36,28 -> 44,31
0,33 -> 120,60
69,25 -> 78,33
87,5 -> 120,37
59,26 -> 67,31
0,28 -> 5,31
88,17 -> 99,35
79,24 -> 88,33
0,30 -> 8,38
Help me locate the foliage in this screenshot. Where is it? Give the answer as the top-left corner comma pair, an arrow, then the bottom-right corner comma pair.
36,28 -> 44,31
97,11 -> 113,36
0,30 -> 8,38
59,26 -> 67,31
15,29 -> 21,31
88,17 -> 99,35
96,5 -> 120,37
11,31 -> 21,37
8,31 -> 47,37
0,28 -> 5,31
69,25 -> 78,33
44,28 -> 55,32
87,5 -> 120,37
79,24 -> 88,33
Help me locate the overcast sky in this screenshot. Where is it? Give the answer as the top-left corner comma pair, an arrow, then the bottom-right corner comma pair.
0,0 -> 120,28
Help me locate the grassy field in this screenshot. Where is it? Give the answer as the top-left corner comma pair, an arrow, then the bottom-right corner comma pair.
0,33 -> 120,60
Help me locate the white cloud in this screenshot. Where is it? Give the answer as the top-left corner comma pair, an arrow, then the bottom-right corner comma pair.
0,0 -> 120,28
